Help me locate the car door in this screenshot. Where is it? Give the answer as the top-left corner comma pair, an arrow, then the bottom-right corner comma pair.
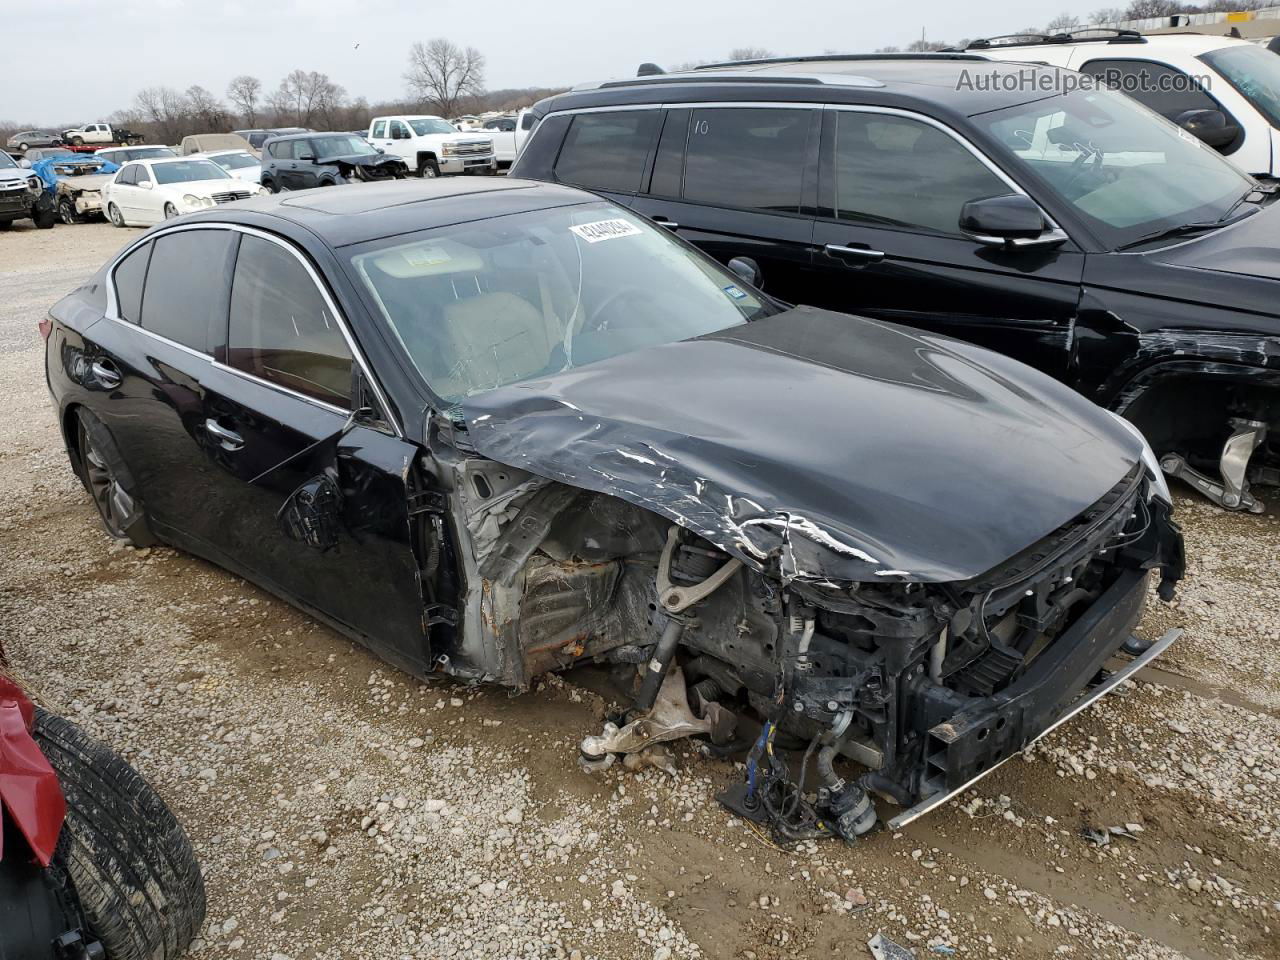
209,230 -> 436,674
629,105 -> 819,299
277,139 -> 306,189
805,106 -> 1084,378
109,163 -> 137,219
370,120 -> 390,154
133,165 -> 163,223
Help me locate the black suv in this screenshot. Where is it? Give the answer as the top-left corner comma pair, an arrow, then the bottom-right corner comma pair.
512,54 -> 1280,513
260,133 -> 408,192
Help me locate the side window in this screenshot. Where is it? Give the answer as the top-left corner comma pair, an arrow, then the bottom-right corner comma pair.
229,235 -> 352,407
833,112 -> 1008,234
520,112 -> 536,131
372,120 -> 387,138
116,164 -> 136,186
136,166 -> 151,184
683,108 -> 812,213
140,230 -> 237,353
553,110 -> 659,193
269,140 -> 290,159
391,121 -> 410,140
113,242 -> 151,325
1080,58 -> 1222,121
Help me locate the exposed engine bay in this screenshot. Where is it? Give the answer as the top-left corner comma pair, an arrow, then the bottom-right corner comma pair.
430,449 -> 1184,844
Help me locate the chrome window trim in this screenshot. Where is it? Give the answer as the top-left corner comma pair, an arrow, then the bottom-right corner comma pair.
104,221 -> 403,437
537,100 -> 1068,237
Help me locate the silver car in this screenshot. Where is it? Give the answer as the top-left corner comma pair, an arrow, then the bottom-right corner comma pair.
6,130 -> 62,152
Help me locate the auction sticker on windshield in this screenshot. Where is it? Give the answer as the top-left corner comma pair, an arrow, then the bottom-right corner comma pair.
569,219 -> 642,243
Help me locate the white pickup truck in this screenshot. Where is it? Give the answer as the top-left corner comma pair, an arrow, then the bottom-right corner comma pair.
479,110 -> 538,166
367,115 -> 496,178
61,123 -> 144,147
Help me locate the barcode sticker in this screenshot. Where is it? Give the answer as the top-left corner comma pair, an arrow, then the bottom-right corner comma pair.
569,218 -> 643,243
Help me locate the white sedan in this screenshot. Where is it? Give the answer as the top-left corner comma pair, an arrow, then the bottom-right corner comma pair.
103,157 -> 265,227
196,149 -> 262,184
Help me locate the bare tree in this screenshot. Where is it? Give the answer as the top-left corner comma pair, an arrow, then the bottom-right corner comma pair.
1123,0 -> 1179,18
268,70 -> 342,127
227,75 -> 262,127
906,38 -> 949,51
875,45 -> 902,53
728,46 -> 773,61
134,86 -> 190,143
404,39 -> 486,118
1090,7 -> 1128,22
185,85 -> 228,133
1045,12 -> 1082,31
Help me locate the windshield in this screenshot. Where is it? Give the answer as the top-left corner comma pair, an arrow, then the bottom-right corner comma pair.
0,153 -> 14,169
349,202 -> 776,403
973,86 -> 1254,248
152,160 -> 231,184
1201,44 -> 1280,128
408,118 -> 457,136
211,152 -> 259,170
314,136 -> 377,159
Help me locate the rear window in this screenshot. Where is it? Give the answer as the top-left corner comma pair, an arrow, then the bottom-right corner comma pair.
682,108 -> 812,213
554,110 -> 658,193
140,230 -> 237,353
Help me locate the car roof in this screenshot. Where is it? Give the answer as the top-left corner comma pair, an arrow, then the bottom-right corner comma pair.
547,55 -> 1080,116
184,178 -> 594,247
133,156 -> 222,166
197,149 -> 254,157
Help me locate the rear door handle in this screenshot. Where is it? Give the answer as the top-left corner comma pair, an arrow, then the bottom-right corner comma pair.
204,419 -> 244,451
824,243 -> 886,264
89,359 -> 121,388
652,217 -> 679,231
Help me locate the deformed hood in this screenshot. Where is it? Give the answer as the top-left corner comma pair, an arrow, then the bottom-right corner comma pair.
459,308 -> 1142,584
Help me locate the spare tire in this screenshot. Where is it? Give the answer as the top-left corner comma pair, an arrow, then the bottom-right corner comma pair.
32,709 -> 205,960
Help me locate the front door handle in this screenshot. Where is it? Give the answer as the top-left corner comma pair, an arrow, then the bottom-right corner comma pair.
204,418 -> 244,451
652,217 -> 680,231
89,359 -> 121,388
824,243 -> 886,264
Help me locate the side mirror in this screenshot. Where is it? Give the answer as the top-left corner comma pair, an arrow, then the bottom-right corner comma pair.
298,153 -> 316,162
960,194 -> 1066,250
1175,108 -> 1240,149
277,475 -> 342,550
18,158 -> 31,169
727,256 -> 762,287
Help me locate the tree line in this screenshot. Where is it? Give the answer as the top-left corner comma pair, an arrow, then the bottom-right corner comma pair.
1,38 -> 560,145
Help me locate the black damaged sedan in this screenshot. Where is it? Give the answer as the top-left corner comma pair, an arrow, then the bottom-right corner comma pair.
45,179 -> 1183,838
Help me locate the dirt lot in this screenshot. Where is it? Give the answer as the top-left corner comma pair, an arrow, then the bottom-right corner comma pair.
2,219 -> 1278,960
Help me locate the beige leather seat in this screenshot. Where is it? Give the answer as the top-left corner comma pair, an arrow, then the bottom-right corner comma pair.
432,291 -> 557,397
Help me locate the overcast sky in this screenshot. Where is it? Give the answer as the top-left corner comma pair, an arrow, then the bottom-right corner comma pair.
5,0 -> 1086,122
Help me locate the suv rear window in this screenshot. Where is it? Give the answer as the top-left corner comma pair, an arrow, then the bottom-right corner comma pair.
682,108 -> 811,213
554,111 -> 658,193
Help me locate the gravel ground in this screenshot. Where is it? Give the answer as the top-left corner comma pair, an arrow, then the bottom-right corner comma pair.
1,219 -> 1277,960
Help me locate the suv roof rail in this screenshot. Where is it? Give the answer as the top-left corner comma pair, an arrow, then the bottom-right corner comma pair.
965,28 -> 1146,50
574,72 -> 887,92
691,52 -> 990,68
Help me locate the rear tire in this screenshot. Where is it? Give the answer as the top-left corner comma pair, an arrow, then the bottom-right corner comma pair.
75,408 -> 156,547
108,203 -> 127,228
57,198 -> 80,225
17,142 -> 29,152
32,709 -> 205,960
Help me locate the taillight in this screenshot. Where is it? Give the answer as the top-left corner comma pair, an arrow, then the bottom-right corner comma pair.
39,316 -> 52,341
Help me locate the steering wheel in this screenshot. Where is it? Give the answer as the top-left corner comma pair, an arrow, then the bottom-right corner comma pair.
582,286 -> 665,335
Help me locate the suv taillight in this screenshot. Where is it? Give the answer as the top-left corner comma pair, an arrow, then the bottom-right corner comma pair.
39,316 -> 52,340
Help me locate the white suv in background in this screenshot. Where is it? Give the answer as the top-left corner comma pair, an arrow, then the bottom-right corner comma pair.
968,31 -> 1280,178
367,115 -> 496,177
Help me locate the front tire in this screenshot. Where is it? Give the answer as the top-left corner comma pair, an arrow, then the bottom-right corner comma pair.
70,136 -> 84,146
260,176 -> 276,193
163,202 -> 178,220
33,709 -> 206,960
108,203 -> 127,228
417,159 -> 439,178
57,198 -> 80,225
33,202 -> 56,229
18,141 -> 29,152
75,409 -> 156,547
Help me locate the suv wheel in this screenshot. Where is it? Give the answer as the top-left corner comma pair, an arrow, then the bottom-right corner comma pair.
57,197 -> 80,225
417,159 -> 439,178
70,136 -> 84,146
